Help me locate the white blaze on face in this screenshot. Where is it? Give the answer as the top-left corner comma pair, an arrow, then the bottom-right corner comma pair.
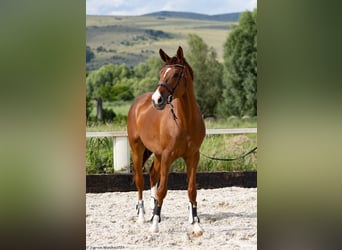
152,67 -> 171,104
163,67 -> 171,78
152,89 -> 162,104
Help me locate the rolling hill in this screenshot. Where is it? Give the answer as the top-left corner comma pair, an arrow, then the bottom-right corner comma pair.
143,11 -> 240,22
86,11 -> 240,71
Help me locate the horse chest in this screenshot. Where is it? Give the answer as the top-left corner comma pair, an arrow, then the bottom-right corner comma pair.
168,130 -> 199,152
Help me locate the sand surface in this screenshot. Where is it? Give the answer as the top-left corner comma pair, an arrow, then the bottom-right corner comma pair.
86,187 -> 257,249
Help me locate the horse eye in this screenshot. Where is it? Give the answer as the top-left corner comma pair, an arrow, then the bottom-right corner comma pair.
173,73 -> 180,78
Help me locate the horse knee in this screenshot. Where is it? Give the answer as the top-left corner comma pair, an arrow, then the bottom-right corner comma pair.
188,185 -> 197,195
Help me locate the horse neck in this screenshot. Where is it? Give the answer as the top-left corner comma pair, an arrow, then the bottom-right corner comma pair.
175,79 -> 200,128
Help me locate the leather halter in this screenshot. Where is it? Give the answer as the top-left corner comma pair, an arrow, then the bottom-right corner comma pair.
157,63 -> 185,104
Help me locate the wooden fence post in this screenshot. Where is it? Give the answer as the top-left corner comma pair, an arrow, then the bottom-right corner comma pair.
113,135 -> 130,172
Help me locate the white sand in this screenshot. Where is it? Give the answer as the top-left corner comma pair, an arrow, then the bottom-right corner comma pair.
86,187 -> 257,249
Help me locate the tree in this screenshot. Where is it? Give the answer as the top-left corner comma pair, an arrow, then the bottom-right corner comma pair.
86,63 -> 133,121
86,94 -> 93,121
132,56 -> 163,97
186,34 -> 223,117
86,45 -> 95,63
220,9 -> 257,117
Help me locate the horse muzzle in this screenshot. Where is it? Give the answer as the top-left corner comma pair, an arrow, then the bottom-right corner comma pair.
152,90 -> 167,110
152,98 -> 166,110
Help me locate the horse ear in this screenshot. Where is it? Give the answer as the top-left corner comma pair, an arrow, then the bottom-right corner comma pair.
176,46 -> 184,60
159,49 -> 170,62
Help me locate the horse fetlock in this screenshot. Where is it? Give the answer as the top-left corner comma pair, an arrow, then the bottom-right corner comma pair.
188,202 -> 200,224
136,200 -> 145,214
150,185 -> 157,209
136,200 -> 145,223
150,204 -> 162,223
150,197 -> 156,210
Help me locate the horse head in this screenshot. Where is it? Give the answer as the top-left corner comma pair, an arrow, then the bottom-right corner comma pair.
152,46 -> 188,110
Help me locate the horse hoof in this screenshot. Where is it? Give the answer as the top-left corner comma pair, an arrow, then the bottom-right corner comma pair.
137,211 -> 145,224
193,230 -> 203,237
137,218 -> 145,224
149,225 -> 159,233
192,222 -> 203,237
149,215 -> 159,233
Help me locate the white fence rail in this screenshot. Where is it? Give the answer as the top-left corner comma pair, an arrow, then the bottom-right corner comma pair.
86,128 -> 257,172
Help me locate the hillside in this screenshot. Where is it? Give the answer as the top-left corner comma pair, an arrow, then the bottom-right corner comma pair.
86,11 -> 240,71
143,11 -> 240,22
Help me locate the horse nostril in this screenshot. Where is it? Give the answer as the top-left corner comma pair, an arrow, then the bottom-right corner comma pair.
157,96 -> 164,104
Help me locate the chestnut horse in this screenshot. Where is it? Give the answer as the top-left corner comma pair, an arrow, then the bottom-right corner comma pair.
127,46 -> 205,236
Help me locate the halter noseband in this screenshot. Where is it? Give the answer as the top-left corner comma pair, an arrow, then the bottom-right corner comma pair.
158,64 -> 185,104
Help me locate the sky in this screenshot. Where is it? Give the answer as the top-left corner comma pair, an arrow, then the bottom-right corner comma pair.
86,0 -> 257,16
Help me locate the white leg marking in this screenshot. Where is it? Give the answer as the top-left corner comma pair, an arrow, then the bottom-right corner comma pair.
150,185 -> 157,209
149,215 -> 160,233
188,202 -> 203,236
152,90 -> 161,104
193,218 -> 204,237
137,200 -> 145,223
188,202 -> 194,223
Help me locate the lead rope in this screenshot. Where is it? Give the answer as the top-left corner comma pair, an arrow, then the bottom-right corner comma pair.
200,146 -> 257,162
169,103 -> 177,122
167,95 -> 178,122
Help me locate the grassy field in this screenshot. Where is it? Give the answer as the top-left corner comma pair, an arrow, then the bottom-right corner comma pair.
86,15 -> 235,70
87,100 -> 257,131
86,100 -> 257,174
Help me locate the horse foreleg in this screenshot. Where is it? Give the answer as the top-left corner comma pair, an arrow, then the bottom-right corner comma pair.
188,202 -> 203,236
136,200 -> 145,223
185,152 -> 203,236
149,199 -> 161,233
132,145 -> 145,223
149,157 -> 160,210
149,156 -> 169,233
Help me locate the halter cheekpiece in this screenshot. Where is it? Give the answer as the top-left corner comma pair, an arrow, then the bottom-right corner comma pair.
157,63 -> 185,121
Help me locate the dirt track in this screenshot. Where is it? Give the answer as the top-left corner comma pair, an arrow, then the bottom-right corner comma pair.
86,187 -> 257,249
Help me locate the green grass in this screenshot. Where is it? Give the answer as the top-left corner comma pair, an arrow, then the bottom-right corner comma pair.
86,115 -> 257,174
89,100 -> 131,117
197,133 -> 257,172
86,132 -> 257,174
86,100 -> 257,132
166,133 -> 257,172
105,100 -> 131,115
86,137 -> 114,174
205,117 -> 257,129
87,100 -> 131,131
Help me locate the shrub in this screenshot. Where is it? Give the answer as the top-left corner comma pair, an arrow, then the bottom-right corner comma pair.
86,137 -> 113,174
